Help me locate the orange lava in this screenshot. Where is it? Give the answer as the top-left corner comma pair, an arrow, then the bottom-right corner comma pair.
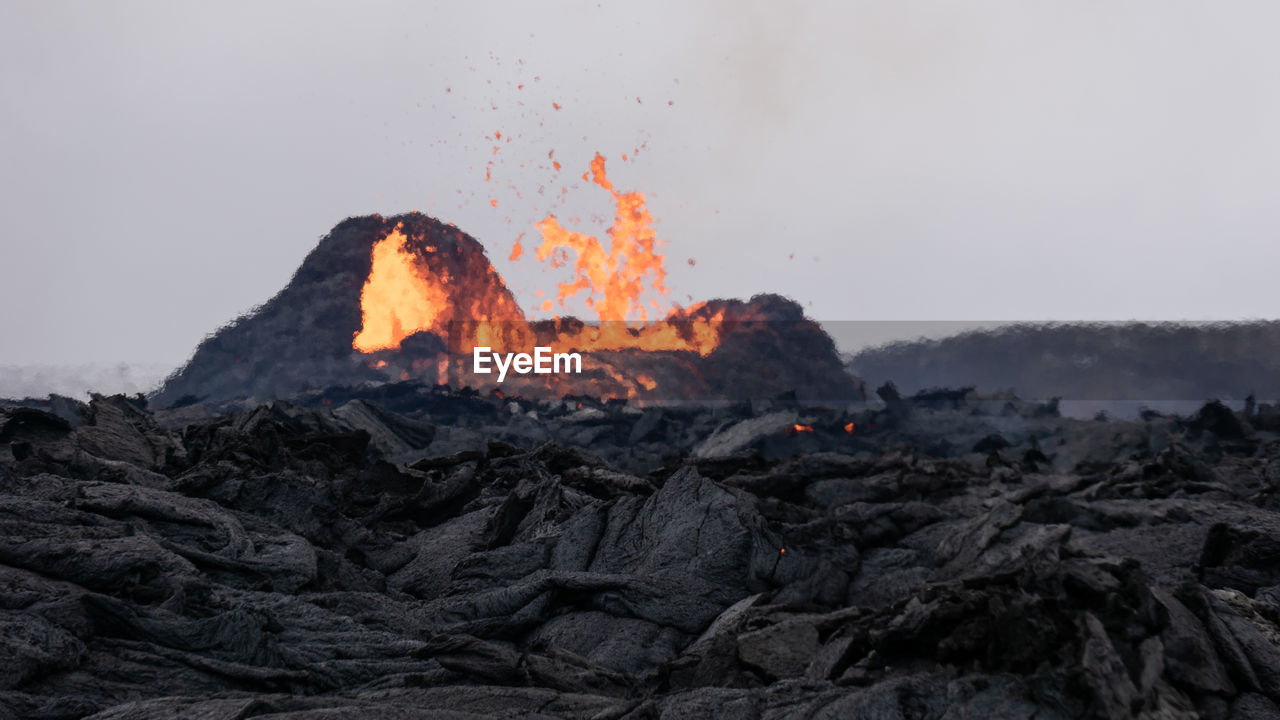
352,227 -> 450,353
351,152 -> 726,396
536,153 -> 664,322
528,154 -> 723,356
352,223 -> 531,357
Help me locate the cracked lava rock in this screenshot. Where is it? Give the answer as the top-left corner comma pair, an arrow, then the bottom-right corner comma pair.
3,388 -> 1280,719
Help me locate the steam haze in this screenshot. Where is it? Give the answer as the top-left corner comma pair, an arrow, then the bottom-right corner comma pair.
3,1 -> 1280,372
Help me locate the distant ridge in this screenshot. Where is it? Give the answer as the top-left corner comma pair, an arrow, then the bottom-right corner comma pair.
849,320 -> 1280,401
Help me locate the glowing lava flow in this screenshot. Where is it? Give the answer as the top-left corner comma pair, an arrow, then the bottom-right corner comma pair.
352,228 -> 448,353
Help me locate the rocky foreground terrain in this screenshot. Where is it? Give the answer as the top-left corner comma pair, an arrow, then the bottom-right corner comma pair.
3,386 -> 1280,719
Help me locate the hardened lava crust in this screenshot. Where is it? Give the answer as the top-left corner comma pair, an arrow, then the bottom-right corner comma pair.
2,386 -> 1280,719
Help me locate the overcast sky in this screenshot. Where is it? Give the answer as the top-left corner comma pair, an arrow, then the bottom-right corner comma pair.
3,1 -> 1280,367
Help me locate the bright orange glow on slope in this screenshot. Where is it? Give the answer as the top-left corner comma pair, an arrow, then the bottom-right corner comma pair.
353,223 -> 532,356
352,227 -> 449,352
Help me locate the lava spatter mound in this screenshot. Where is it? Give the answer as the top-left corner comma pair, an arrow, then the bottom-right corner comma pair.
154,213 -> 512,406
154,212 -> 860,407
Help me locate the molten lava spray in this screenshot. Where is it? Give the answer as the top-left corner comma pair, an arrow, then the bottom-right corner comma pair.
535,153 -> 666,323
351,152 -> 726,395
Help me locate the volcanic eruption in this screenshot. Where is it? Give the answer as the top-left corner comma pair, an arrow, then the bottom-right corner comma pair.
155,154 -> 859,407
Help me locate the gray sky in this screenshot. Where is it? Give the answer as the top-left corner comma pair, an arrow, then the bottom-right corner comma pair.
3,1 -> 1280,367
